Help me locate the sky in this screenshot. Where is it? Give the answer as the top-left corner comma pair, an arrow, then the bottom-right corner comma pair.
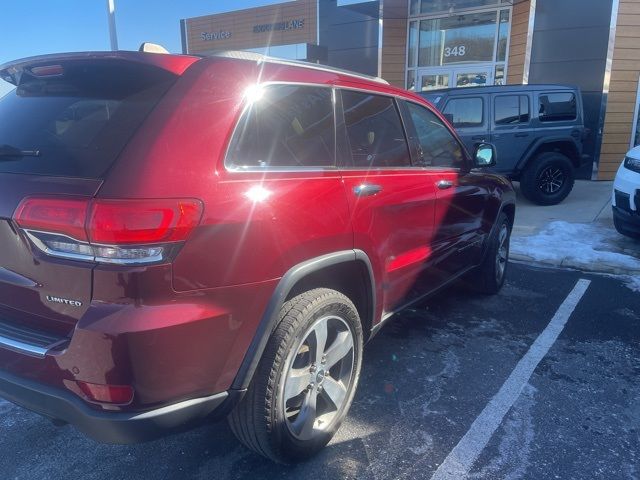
0,0 -> 283,97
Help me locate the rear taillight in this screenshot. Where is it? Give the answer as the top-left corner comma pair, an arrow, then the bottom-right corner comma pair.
13,197 -> 203,265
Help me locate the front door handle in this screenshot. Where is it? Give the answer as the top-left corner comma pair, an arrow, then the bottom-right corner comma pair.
471,135 -> 486,141
436,180 -> 454,190
353,183 -> 383,197
515,132 -> 529,138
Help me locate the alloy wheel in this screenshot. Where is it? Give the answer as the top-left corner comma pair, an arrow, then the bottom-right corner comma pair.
537,166 -> 565,194
495,223 -> 509,283
281,315 -> 355,441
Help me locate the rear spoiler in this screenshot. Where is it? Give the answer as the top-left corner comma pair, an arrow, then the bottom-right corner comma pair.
0,51 -> 200,86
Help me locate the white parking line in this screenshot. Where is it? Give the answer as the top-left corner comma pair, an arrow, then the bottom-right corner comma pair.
411,278 -> 591,480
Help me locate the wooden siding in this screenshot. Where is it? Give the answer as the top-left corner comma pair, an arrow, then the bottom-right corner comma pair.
185,0 -> 317,54
381,0 -> 409,88
599,0 -> 640,180
506,0 -> 531,85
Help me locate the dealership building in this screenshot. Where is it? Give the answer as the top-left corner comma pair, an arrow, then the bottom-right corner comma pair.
181,0 -> 640,180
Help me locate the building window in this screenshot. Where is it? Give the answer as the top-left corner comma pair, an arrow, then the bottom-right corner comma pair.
410,0 -> 509,17
632,77 -> 640,148
406,7 -> 510,91
417,12 -> 497,67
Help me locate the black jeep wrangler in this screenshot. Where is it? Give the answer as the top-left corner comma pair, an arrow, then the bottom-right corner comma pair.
421,84 -> 590,205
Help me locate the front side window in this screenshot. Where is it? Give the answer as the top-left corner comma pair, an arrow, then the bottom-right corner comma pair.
494,95 -> 530,125
443,97 -> 484,128
406,102 -> 465,168
226,85 -> 335,168
538,93 -> 577,123
341,90 -> 411,168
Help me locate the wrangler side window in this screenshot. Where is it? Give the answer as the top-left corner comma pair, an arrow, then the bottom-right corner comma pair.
538,92 -> 577,122
226,85 -> 335,168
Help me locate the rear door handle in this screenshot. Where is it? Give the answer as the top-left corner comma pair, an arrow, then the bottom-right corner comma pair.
436,180 -> 454,190
515,132 -> 529,138
353,184 -> 383,197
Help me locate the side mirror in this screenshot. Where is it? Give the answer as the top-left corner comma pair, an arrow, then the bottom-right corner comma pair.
474,143 -> 497,168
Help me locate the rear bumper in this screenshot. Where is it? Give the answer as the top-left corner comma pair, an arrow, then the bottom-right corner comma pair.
0,368 -> 235,443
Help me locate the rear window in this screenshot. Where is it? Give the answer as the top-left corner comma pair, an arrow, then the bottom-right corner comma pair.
538,92 -> 577,122
0,60 -> 177,178
226,84 -> 335,169
443,97 -> 483,128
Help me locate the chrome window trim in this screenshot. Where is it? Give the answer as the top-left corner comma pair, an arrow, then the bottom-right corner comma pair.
223,81 -> 427,173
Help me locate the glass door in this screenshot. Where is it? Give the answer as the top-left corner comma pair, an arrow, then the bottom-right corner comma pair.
451,66 -> 493,88
418,68 -> 451,91
417,66 -> 492,91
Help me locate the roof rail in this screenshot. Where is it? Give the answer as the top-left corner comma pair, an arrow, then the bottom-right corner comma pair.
209,50 -> 390,85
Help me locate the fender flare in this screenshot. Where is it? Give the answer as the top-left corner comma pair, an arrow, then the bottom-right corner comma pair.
515,136 -> 581,173
230,249 -> 376,391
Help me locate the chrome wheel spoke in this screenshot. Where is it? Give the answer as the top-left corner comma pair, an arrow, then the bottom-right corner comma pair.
311,318 -> 329,365
291,390 -> 317,440
321,376 -> 347,410
284,367 -> 310,401
324,331 -> 354,370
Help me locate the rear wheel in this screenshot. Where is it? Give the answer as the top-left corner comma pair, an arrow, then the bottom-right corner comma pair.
520,152 -> 575,205
228,288 -> 363,463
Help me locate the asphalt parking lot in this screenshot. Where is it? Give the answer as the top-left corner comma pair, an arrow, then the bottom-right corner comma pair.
1,262 -> 638,480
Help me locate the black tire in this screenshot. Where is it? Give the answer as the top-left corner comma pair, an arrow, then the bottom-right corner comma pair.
520,152 -> 575,205
466,212 -> 511,294
228,288 -> 363,463
614,215 -> 640,240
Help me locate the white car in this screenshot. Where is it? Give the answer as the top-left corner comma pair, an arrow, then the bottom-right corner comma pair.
613,145 -> 640,239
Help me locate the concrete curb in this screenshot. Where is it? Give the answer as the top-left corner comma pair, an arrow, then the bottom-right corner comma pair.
510,252 -> 640,277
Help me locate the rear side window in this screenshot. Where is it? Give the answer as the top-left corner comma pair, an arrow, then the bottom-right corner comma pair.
0,60 -> 177,178
494,95 -> 530,124
443,97 -> 483,128
226,85 -> 335,168
538,92 -> 577,122
340,90 -> 410,168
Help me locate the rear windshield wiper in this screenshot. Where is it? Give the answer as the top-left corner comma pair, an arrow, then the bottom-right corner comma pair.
0,144 -> 41,158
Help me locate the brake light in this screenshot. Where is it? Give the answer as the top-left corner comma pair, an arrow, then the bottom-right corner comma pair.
13,197 -> 203,265
88,199 -> 202,244
13,197 -> 89,241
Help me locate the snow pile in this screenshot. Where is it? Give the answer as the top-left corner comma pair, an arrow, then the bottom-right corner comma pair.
511,221 -> 640,284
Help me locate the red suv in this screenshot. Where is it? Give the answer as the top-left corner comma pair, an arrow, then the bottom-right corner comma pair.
0,50 -> 515,463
